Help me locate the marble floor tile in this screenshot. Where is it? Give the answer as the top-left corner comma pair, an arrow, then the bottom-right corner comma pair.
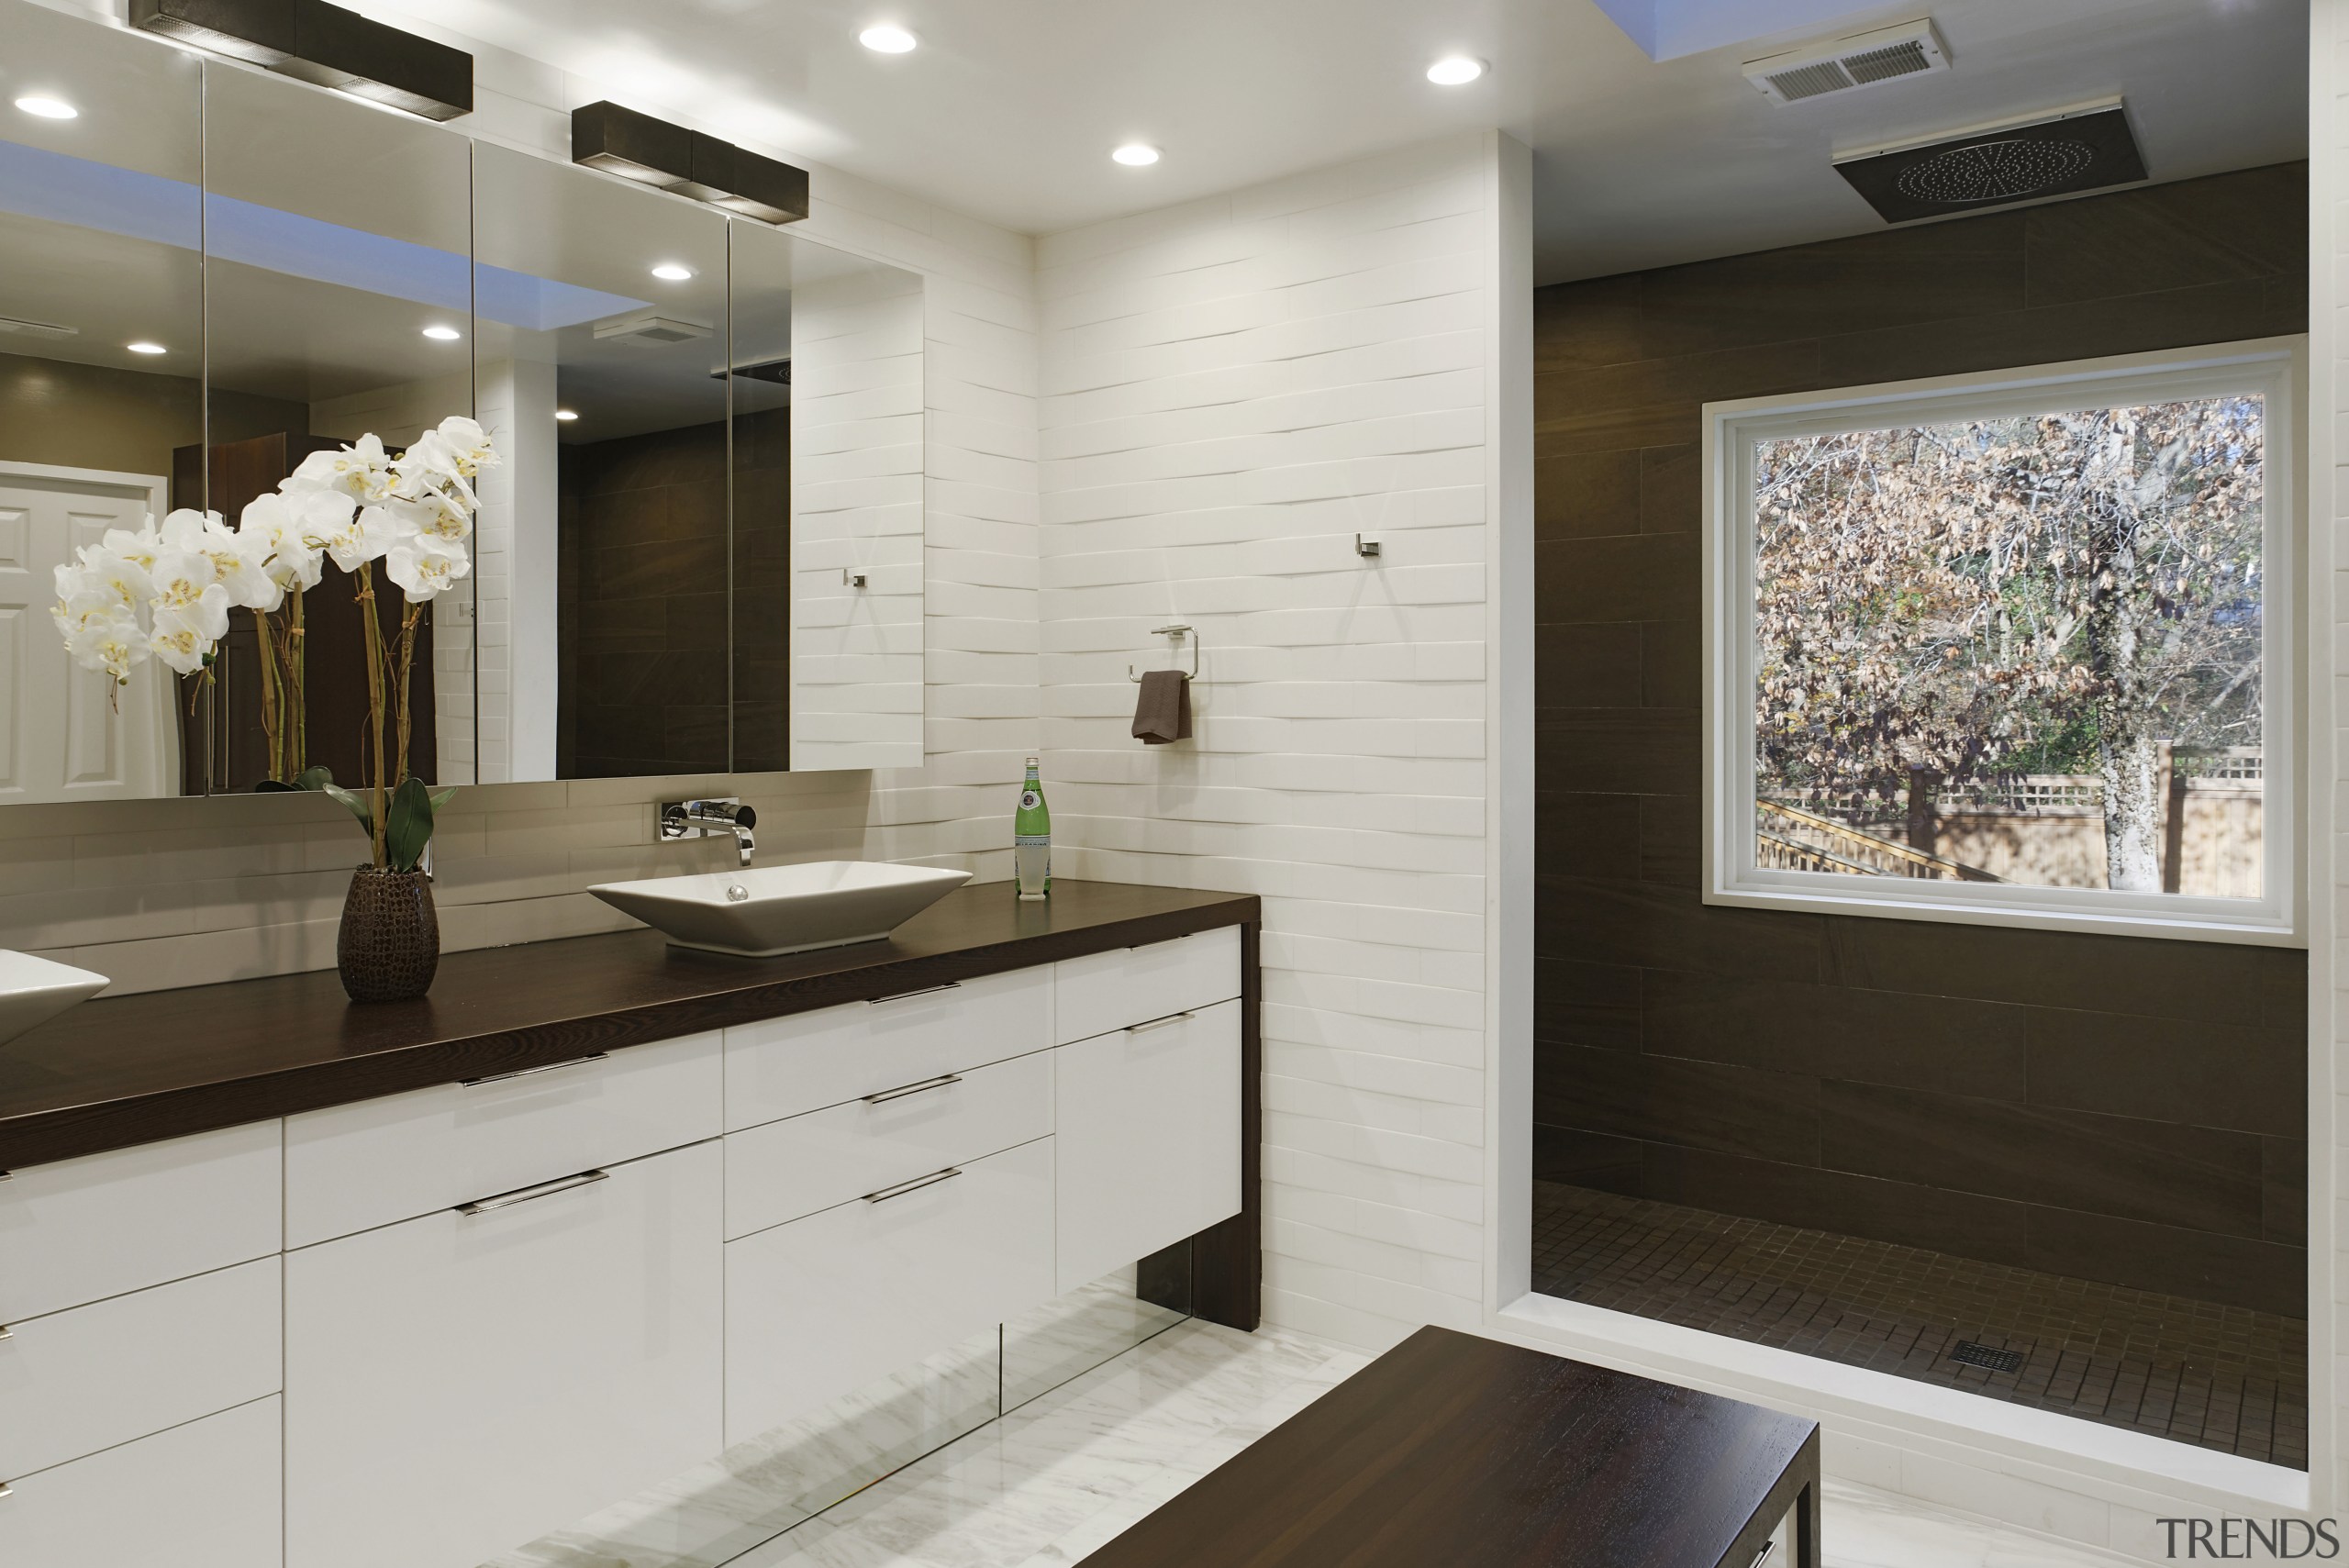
509,1312 -> 2146,1568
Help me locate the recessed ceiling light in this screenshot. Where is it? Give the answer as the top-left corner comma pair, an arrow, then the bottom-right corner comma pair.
651,262 -> 695,281
860,24 -> 918,53
1111,143 -> 1160,167
14,95 -> 76,120
554,408 -> 579,422
421,324 -> 462,341
1426,56 -> 1486,85
126,341 -> 166,355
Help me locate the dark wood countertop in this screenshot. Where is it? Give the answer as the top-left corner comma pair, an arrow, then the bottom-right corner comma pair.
0,879 -> 1258,1171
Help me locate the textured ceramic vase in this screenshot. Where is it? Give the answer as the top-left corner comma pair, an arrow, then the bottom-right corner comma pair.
338,865 -> 440,1003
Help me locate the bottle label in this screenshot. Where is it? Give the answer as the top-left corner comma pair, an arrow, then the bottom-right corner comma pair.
1015,834 -> 1049,848
1019,789 -> 1041,811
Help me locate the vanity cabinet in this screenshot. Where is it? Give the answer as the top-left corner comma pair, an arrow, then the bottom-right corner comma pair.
0,1118 -> 281,1323
286,1140 -> 724,1568
724,1046 -> 1053,1239
0,1396 -> 283,1568
0,1120 -> 284,1566
1052,925 -> 1241,1045
0,891 -> 1256,1568
721,967 -> 1058,1441
724,965 -> 1050,1129
284,1029 -> 723,1248
1054,998 -> 1243,1294
726,1136 -> 1055,1443
0,1255 -> 280,1482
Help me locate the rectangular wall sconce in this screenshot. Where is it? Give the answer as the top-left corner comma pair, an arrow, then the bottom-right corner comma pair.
572,101 -> 810,225
130,0 -> 474,121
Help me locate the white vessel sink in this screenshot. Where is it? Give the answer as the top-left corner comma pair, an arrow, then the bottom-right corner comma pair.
590,861 -> 974,958
0,951 -> 110,1049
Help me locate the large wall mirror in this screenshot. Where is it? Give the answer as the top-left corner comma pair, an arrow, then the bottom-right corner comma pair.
0,0 -> 925,799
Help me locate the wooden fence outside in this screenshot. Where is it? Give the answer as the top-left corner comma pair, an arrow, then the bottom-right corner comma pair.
1760,747 -> 2262,898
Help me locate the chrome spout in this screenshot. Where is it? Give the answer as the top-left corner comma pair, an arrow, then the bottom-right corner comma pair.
660,797 -> 757,868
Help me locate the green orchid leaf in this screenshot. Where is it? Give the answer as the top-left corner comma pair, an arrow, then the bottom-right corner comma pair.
430,785 -> 458,812
291,765 -> 373,840
384,775 -> 436,873
317,781 -> 373,837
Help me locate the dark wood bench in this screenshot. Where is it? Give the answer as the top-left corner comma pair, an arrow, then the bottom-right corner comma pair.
1084,1325 -> 1820,1568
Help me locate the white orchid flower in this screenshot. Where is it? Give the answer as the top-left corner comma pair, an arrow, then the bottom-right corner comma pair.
148,550 -> 231,643
156,507 -> 223,551
228,529 -> 288,613
236,495 -> 318,595
321,501 -> 415,573
60,605 -> 148,684
434,415 -> 499,478
80,549 -> 154,613
50,584 -> 119,639
99,525 -> 161,573
384,538 -> 471,603
163,507 -> 276,611
147,606 -> 213,675
290,433 -> 396,503
407,485 -> 473,546
249,485 -> 354,585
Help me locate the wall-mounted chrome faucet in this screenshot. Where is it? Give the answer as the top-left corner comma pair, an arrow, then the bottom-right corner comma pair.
661,797 -> 758,868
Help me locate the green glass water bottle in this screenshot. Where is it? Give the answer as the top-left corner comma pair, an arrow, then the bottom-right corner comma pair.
1014,756 -> 1051,900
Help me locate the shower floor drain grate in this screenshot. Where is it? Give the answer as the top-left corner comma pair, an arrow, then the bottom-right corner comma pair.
1949,1340 -> 2025,1373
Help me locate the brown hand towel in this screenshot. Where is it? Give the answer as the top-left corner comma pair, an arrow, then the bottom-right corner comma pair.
1131,669 -> 1192,745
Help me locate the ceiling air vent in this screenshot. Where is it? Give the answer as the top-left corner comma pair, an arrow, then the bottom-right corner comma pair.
1744,19 -> 1950,106
0,316 -> 77,339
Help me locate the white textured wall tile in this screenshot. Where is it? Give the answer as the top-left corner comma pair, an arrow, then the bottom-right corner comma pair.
1040,136 -> 1504,1348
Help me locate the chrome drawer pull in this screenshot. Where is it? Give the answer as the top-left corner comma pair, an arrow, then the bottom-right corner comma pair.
456,1168 -> 609,1216
461,1052 -> 607,1087
862,1166 -> 962,1204
864,1073 -> 963,1105
0,1480 -> 13,1498
0,1323 -> 12,1342
1126,1010 -> 1194,1034
868,981 -> 961,1006
1751,1543 -> 1776,1568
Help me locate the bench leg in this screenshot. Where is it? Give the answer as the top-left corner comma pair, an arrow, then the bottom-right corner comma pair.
1797,1478 -> 1821,1568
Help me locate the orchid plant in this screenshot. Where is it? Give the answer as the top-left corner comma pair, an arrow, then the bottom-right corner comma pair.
49,416 -> 498,873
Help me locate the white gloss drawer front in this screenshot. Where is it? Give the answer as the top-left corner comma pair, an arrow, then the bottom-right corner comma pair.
1055,997 -> 1243,1294
725,1136 -> 1053,1444
0,1119 -> 282,1324
0,1396 -> 283,1568
285,1141 -> 723,1568
726,1048 -> 1052,1240
0,1255 -> 281,1483
284,1029 -> 723,1247
1052,925 -> 1241,1046
725,965 -> 1048,1131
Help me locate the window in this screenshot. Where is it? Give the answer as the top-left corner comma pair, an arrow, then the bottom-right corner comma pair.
1701,339 -> 2302,943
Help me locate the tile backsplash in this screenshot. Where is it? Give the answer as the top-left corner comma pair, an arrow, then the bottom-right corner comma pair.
9,768 -> 1018,996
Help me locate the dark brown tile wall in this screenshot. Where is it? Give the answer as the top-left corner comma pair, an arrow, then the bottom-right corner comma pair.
730,406 -> 790,773
555,408 -> 788,778
1531,163 -> 2311,1318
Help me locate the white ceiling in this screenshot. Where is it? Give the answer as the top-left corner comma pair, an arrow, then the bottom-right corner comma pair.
351,0 -> 2306,284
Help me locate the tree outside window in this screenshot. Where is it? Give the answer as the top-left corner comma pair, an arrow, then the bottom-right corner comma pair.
1705,341 -> 2299,943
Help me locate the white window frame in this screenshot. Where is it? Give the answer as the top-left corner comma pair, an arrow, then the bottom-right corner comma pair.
1701,337 -> 2306,947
